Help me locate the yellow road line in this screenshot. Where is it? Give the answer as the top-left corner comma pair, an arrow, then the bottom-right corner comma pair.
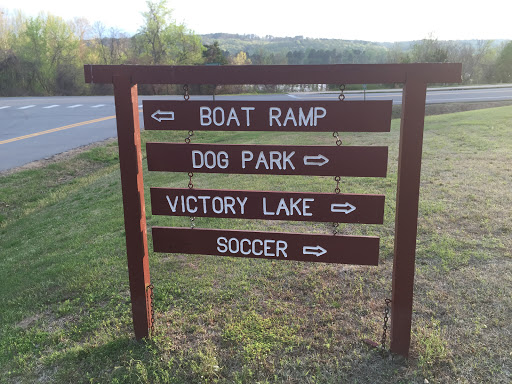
0,115 -> 116,145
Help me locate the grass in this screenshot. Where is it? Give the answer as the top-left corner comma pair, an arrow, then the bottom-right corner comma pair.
0,106 -> 511,383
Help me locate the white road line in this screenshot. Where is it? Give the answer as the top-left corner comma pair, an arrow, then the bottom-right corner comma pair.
287,94 -> 301,99
428,96 -> 512,103
67,104 -> 83,108
43,105 -> 60,109
0,106 -> 11,110
18,105 -> 35,110
91,104 -> 106,108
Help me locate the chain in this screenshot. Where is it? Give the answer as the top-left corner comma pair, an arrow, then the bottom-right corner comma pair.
146,283 -> 155,336
338,83 -> 346,101
334,176 -> 341,194
184,84 -> 194,229
332,222 -> 339,235
332,176 -> 342,235
381,298 -> 392,350
184,84 -> 194,145
185,130 -> 194,144
333,132 -> 342,146
187,171 -> 195,228
183,84 -> 190,101
333,84 -> 345,146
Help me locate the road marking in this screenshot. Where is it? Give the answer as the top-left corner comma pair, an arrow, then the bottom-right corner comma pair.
0,106 -> 11,109
287,94 -> 300,99
43,105 -> 60,109
67,104 -> 83,108
18,105 -> 35,110
0,115 -> 116,145
428,96 -> 512,103
91,104 -> 106,108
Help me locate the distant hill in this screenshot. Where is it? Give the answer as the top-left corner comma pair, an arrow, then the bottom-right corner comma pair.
200,33 -> 389,55
199,34 -> 508,65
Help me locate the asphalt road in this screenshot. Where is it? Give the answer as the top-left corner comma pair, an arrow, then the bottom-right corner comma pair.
1,86 -> 511,172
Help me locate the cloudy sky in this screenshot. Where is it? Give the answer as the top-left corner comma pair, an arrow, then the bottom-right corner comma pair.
2,0 -> 510,42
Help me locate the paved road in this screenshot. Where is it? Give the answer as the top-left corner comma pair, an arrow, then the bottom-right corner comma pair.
1,86 -> 511,172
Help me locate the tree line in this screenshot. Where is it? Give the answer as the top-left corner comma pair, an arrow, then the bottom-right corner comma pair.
1,1 -> 511,97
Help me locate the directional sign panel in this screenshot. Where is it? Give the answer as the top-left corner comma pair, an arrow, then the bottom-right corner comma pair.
146,143 -> 388,177
143,101 -> 392,132
152,227 -> 379,265
151,188 -> 385,224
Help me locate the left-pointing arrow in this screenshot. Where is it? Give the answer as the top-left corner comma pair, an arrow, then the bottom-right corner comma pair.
303,245 -> 327,257
151,110 -> 175,122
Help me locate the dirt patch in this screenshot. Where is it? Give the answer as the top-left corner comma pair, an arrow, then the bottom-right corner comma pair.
16,313 -> 43,330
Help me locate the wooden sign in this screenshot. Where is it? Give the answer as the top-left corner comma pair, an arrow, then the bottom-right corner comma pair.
143,100 -> 392,132
152,227 -> 379,265
150,188 -> 385,224
146,143 -> 388,177
86,63 -> 463,357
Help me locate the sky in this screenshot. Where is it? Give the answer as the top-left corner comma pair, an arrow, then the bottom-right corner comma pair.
1,0 -> 510,42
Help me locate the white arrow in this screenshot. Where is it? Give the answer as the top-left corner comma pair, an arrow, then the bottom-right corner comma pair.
151,110 -> 175,122
303,245 -> 327,257
303,154 -> 329,166
331,202 -> 356,214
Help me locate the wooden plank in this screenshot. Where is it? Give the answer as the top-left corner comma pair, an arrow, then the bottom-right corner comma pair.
146,143 -> 388,177
143,100 -> 392,132
84,63 -> 462,85
390,78 -> 428,357
152,227 -> 380,265
113,76 -> 151,340
150,188 -> 385,224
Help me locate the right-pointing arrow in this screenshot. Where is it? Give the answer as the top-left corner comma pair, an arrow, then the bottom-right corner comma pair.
331,202 -> 356,214
303,154 -> 329,166
303,245 -> 327,257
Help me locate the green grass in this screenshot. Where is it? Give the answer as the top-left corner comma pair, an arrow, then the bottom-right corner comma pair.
1,106 -> 511,383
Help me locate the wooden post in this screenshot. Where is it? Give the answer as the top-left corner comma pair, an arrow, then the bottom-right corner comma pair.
390,75 -> 428,356
113,75 -> 151,339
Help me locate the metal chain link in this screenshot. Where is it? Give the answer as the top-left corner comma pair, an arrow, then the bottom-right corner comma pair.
333,132 -> 342,146
187,171 -> 195,228
332,176 -> 342,235
183,84 -> 190,101
185,130 -> 194,144
338,83 -> 346,101
381,298 -> 392,350
334,176 -> 341,194
333,84 -> 345,146
146,283 -> 155,336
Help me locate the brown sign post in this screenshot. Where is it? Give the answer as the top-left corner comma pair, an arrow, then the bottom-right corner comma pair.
85,63 -> 462,357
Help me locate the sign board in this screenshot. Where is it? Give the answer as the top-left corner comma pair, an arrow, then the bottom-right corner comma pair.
152,227 -> 379,265
146,143 -> 388,177
85,63 -> 462,357
150,188 -> 385,224
143,100 -> 392,132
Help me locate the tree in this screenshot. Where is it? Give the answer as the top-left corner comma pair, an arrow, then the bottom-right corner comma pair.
495,41 -> 512,83
411,35 -> 449,63
134,0 -> 203,65
231,51 -> 251,65
203,41 -> 228,65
